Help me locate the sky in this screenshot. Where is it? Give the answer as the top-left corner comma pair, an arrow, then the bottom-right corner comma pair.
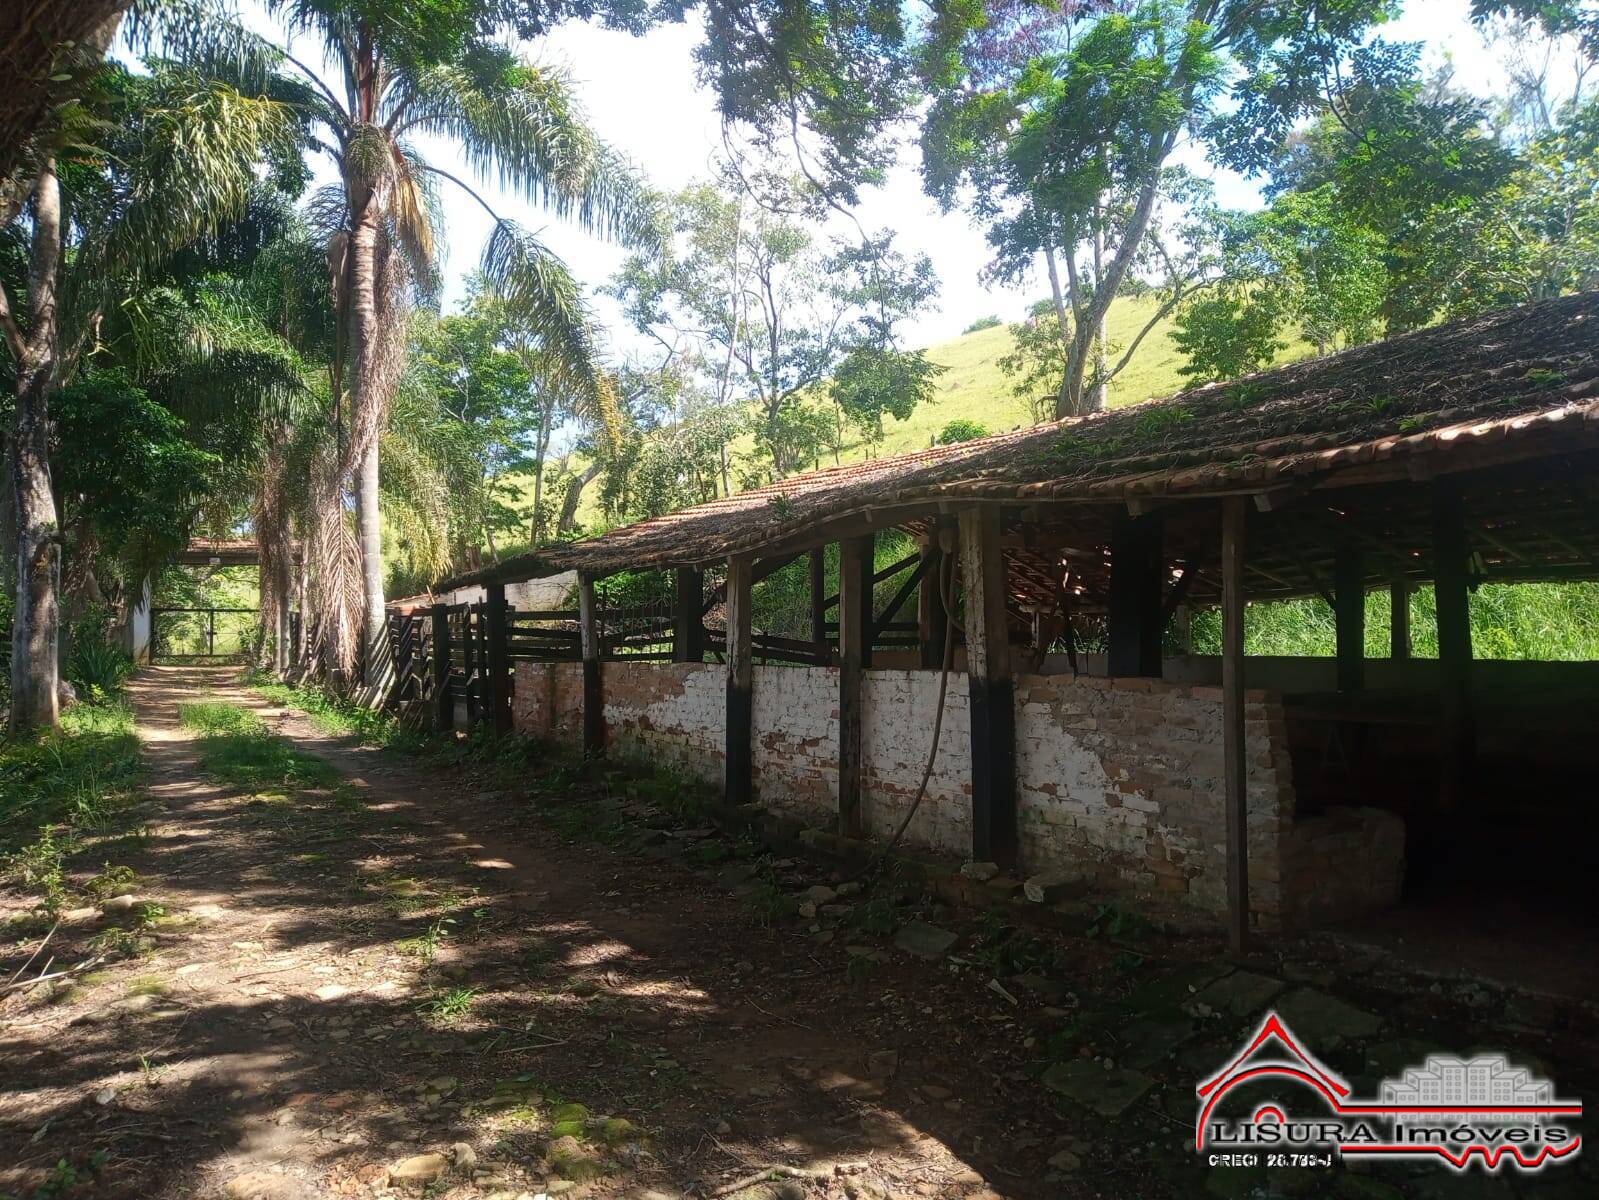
229,0 -> 1524,352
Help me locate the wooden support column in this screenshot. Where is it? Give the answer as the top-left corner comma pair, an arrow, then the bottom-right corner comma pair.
809,548 -> 828,664
1333,542 -> 1365,692
960,506 -> 1017,868
725,554 -> 754,806
1108,511 -> 1164,677
431,603 -> 452,733
852,533 -> 875,668
673,567 -> 705,663
917,538 -> 947,669
1390,580 -> 1411,660
388,612 -> 413,711
837,537 -> 868,837
578,574 -> 604,757
1221,497 -> 1250,956
1433,482 -> 1474,810
484,582 -> 513,736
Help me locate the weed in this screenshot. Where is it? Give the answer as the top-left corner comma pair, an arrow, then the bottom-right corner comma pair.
854,896 -> 897,936
1524,366 -> 1566,387
1130,404 -> 1194,439
1086,902 -> 1144,941
845,954 -> 875,985
182,700 -> 342,792
420,987 -> 478,1023
86,864 -> 138,899
397,915 -> 455,961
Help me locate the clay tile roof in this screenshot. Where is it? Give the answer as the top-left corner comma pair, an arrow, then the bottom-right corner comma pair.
439,291 -> 1599,589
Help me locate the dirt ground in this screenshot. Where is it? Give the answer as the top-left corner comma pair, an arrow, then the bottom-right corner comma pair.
1,666 -> 1595,1200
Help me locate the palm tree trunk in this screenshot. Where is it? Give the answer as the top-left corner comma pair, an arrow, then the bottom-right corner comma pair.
356,436 -> 383,678
8,159 -> 62,734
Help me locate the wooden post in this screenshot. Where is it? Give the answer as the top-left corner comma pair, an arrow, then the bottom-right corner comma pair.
837,538 -> 867,837
673,567 -> 705,663
1433,481 -> 1473,810
917,538 -> 947,669
1334,542 -> 1365,692
725,554 -> 754,806
485,583 -> 513,736
809,548 -> 829,664
960,506 -> 1017,868
1107,511 -> 1164,677
1390,580 -> 1411,660
853,533 -> 876,668
579,574 -> 604,757
1221,497 -> 1249,956
387,612 -> 412,711
431,603 -> 452,732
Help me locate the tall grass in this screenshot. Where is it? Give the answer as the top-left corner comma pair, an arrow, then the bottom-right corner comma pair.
179,700 -> 345,791
1187,582 -> 1599,661
0,701 -> 142,912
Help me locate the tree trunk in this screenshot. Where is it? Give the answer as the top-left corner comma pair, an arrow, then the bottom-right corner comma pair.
1091,218 -> 1108,412
557,461 -> 602,536
356,435 -> 383,678
1054,154 -> 1170,420
8,159 -> 62,734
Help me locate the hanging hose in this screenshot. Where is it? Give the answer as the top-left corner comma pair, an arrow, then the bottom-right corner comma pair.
845,546 -> 962,882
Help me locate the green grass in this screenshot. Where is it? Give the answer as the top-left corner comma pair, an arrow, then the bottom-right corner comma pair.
247,671 -> 423,749
179,700 -> 344,791
0,700 -> 143,912
1187,582 -> 1599,662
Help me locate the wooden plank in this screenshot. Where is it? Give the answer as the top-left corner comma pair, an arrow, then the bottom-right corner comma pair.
1390,579 -> 1411,660
1333,542 -> 1365,692
917,539 -> 947,670
1107,511 -> 1163,677
837,536 -> 868,838
431,603 -> 452,733
579,575 -> 604,757
485,583 -> 513,736
960,506 -> 1017,868
725,554 -> 754,806
674,567 -> 705,663
809,547 -> 829,665
1222,496 -> 1249,956
852,533 -> 876,668
1433,481 -> 1474,811
872,551 -> 933,642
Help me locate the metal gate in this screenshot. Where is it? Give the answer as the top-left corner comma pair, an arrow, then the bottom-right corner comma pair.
150,607 -> 256,663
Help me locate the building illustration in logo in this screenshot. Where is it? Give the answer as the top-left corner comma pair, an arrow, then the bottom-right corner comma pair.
1196,1012 -> 1583,1172
1382,1056 -> 1552,1122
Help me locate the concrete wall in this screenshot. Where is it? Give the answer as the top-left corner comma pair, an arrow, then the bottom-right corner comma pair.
507,660 -> 1403,931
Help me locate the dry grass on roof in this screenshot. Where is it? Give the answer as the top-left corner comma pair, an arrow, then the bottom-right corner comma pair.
443,291 -> 1599,586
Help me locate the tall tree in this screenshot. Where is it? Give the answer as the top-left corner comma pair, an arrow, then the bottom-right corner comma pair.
920,0 -> 1395,418
189,2 -> 658,686
0,59 -> 292,731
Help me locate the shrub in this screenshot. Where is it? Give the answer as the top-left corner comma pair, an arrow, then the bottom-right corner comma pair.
66,639 -> 135,702
937,418 -> 991,445
963,314 -> 1002,334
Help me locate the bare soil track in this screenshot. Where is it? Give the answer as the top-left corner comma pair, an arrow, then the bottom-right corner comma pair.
2,666 -> 1596,1200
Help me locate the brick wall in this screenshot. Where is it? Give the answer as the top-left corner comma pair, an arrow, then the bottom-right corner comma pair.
508,660 -> 1402,930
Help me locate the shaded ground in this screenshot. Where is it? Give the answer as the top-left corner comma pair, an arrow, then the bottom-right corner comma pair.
1,666 -> 1595,1200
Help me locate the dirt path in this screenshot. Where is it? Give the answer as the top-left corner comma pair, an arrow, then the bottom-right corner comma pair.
1,668 -> 1097,1200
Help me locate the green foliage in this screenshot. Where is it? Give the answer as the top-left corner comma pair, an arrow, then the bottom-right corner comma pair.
0,701 -> 141,912
179,700 -> 344,791
963,315 -> 1003,334
65,640 -> 135,703
1172,291 -> 1284,384
1187,583 -> 1599,661
937,418 -> 991,445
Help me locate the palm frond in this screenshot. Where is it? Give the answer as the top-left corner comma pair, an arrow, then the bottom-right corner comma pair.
85,68 -> 298,294
480,218 -> 621,449
396,54 -> 662,248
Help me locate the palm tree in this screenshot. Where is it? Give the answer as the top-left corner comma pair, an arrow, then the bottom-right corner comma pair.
0,59 -> 293,732
201,3 -> 655,687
